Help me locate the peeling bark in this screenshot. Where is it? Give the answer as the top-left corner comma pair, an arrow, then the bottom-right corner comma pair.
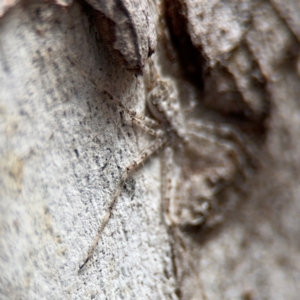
1,0 -> 300,299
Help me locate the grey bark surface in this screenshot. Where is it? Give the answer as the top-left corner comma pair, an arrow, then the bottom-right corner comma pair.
1,0 -> 300,300
0,2 -> 177,299
167,1 -> 300,299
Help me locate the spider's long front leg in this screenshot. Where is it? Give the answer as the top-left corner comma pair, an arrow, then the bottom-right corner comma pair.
79,136 -> 167,270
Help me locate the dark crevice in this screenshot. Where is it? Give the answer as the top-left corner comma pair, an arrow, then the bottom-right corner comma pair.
164,0 -> 205,90
163,0 -> 269,137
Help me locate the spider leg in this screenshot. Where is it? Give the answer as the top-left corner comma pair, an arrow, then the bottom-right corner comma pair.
188,120 -> 257,169
161,146 -> 181,227
67,57 -> 160,129
187,120 -> 256,181
79,136 -> 167,270
131,117 -> 164,138
102,89 -> 160,129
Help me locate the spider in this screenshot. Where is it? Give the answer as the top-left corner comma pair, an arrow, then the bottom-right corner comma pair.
79,58 -> 252,270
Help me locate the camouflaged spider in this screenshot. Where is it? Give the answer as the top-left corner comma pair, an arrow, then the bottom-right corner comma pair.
79,58 -> 250,270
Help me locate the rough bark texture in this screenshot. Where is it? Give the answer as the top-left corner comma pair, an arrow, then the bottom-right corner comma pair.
1,0 -> 300,300
0,2 -> 177,299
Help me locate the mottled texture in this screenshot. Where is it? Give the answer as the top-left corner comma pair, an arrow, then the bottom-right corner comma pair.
164,0 -> 300,299
1,0 -> 300,299
0,2 -> 176,299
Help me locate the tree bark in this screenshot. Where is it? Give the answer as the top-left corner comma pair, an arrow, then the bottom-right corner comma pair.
1,0 -> 300,299
0,2 -> 177,299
